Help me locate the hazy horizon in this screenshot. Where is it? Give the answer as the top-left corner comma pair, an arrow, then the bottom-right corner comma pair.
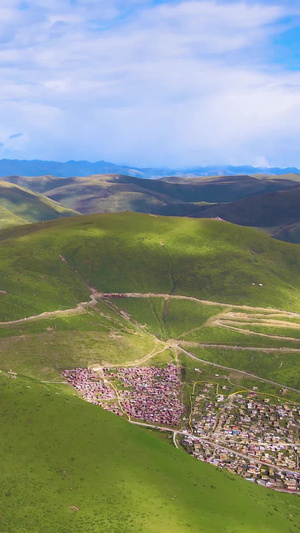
0,156 -> 300,171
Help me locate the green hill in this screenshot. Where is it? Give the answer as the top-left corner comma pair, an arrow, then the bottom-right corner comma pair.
0,181 -> 79,228
0,372 -> 298,533
0,204 -> 27,228
196,186 -> 300,229
1,213 -> 300,531
2,213 -> 300,320
3,173 -> 300,243
271,221 -> 300,244
3,172 -> 300,213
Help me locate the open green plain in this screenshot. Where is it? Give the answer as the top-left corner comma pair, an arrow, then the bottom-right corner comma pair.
1,212 -> 300,532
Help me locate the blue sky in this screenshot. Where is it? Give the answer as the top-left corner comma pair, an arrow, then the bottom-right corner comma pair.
0,0 -> 300,167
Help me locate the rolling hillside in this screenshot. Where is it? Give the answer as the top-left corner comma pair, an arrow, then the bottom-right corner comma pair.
196,186 -> 300,228
2,212 -> 300,319
0,205 -> 27,228
2,172 -> 300,217
1,213 -> 300,531
0,181 -> 79,228
0,372 -> 298,533
2,173 -> 300,243
272,222 -> 300,244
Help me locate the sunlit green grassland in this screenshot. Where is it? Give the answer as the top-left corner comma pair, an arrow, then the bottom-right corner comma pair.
186,346 -> 300,390
0,373 -> 299,533
114,297 -> 226,340
2,212 -> 300,321
0,181 -> 78,229
0,303 -> 159,380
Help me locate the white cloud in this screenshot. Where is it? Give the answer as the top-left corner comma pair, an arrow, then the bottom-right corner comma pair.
0,0 -> 299,166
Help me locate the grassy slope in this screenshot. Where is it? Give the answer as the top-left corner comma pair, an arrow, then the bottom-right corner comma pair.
189,346 -> 300,390
271,222 -> 300,244
2,213 -> 300,320
114,297 -> 226,340
0,374 -> 299,533
159,173 -> 300,202
106,296 -> 300,388
198,186 -> 300,228
44,175 -> 181,214
0,205 -> 27,228
1,213 -> 300,531
0,181 -> 79,228
0,302 -> 159,380
3,172 -> 300,213
3,173 -> 300,242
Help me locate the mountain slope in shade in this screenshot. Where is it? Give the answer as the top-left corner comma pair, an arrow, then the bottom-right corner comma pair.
271,222 -> 300,244
194,186 -> 300,227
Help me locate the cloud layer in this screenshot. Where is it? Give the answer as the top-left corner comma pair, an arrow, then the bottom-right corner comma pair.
0,0 -> 300,167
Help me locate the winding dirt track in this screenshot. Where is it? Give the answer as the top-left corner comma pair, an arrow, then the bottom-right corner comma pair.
2,291 -> 300,393
2,290 -> 300,325
178,345 -> 300,394
180,341 -> 300,353
105,292 -> 300,317
0,293 -> 99,326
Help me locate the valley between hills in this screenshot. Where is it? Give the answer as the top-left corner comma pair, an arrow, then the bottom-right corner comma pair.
1,212 -> 300,532
2,171 -> 300,244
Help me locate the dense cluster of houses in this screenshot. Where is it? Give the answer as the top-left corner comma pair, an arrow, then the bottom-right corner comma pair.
62,365 -> 184,426
62,368 -> 116,405
62,365 -> 299,492
105,364 -> 183,426
182,435 -> 300,491
186,382 -> 300,492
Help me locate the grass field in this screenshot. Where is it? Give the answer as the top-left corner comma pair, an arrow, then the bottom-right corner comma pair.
2,213 -> 300,321
185,346 -> 300,390
182,325 -> 300,348
111,297 -> 168,339
0,373 -> 299,533
0,303 -> 159,380
1,212 -> 300,531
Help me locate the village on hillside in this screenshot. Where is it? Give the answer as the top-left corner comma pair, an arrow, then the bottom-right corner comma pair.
183,381 -> 300,492
62,365 -> 300,493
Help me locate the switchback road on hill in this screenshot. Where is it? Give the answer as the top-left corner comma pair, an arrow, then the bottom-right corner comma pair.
101,292 -> 300,318
2,290 -> 300,325
180,341 -> 300,353
2,290 -> 300,394
177,345 -> 300,394
0,292 -> 99,326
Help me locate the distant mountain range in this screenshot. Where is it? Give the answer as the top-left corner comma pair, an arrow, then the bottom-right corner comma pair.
0,158 -> 299,178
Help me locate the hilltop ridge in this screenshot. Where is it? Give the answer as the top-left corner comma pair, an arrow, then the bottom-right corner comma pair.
0,180 -> 79,228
